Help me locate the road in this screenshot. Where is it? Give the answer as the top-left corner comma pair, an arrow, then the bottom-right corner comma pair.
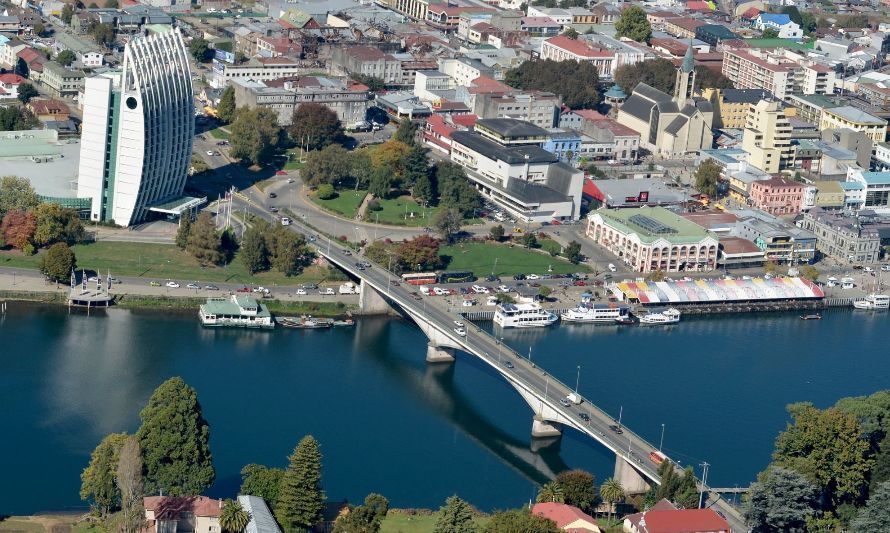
233,195 -> 749,532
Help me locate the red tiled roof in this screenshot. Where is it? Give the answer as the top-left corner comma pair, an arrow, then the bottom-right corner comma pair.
665,17 -> 707,32
593,117 -> 638,137
741,7 -> 762,19
719,236 -> 762,254
545,35 -> 613,58
344,46 -> 386,61
627,509 -> 730,533
680,209 -> 739,229
16,47 -> 41,64
752,177 -> 805,190
0,73 -> 26,85
144,496 -> 223,519
28,99 -> 70,114
532,502 -> 597,530
686,0 -> 712,11
467,76 -> 513,95
573,109 -> 607,121
451,113 -> 478,127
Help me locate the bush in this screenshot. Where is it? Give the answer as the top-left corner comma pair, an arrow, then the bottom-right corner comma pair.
367,199 -> 382,212
316,184 -> 336,200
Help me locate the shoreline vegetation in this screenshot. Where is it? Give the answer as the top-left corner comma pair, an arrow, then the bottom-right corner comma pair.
0,290 -> 356,318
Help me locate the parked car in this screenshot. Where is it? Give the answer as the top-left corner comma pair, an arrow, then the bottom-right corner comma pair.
608,263 -> 617,272
319,287 -> 335,295
513,274 -> 526,280
187,283 -> 200,289
149,281 -> 161,287
276,170 -> 287,176
882,264 -> 890,272
269,192 -> 277,198
165,281 -> 180,288
205,285 -> 219,291
206,150 -> 215,156
527,274 -> 540,280
296,288 -> 307,295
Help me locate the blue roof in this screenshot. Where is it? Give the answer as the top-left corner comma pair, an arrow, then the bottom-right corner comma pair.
604,84 -> 626,99
840,182 -> 865,190
758,13 -> 792,25
858,172 -> 890,185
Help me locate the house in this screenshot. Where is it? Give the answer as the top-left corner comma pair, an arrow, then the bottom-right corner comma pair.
753,13 -> 802,39
622,499 -> 730,533
143,496 -> 223,533
695,24 -> 738,46
532,502 -> 602,532
0,72 -> 26,100
39,61 -> 84,98
27,98 -> 71,121
749,177 -> 805,215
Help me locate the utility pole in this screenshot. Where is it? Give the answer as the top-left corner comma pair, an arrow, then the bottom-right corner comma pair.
699,462 -> 710,509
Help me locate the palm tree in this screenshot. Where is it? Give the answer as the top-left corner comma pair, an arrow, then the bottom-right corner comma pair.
536,481 -> 565,504
220,499 -> 251,533
600,478 -> 625,521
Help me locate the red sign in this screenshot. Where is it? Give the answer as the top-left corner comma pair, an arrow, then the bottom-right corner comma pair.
639,191 -> 649,202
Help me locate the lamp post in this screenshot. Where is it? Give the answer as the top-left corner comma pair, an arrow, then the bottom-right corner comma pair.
660,423 -> 666,452
574,365 -> 581,396
497,336 -> 504,364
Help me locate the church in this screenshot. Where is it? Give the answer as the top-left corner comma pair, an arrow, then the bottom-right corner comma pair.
617,46 -> 715,157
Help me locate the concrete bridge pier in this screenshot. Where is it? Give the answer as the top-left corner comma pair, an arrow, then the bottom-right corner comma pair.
531,417 -> 563,439
426,342 -> 456,363
359,280 -> 396,315
614,455 -> 651,495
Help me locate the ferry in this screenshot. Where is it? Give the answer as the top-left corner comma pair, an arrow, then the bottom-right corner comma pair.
636,307 -> 681,325
199,295 -> 274,329
277,316 -> 333,329
561,303 -> 632,324
494,302 -> 558,328
853,294 -> 890,310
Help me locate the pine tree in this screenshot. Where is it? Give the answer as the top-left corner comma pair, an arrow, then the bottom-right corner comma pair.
117,436 -> 145,533
240,224 -> 269,274
176,216 -> 192,249
186,212 -> 224,265
433,495 -> 475,533
276,435 -> 325,532
217,87 -> 236,124
393,119 -> 417,146
402,145 -> 430,188
137,377 -> 215,496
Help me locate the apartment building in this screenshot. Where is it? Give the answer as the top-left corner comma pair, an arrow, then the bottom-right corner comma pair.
749,177 -> 805,215
331,46 -> 402,86
819,106 -> 888,143
472,91 -> 562,128
40,61 -> 85,98
742,99 -> 793,173
701,88 -> 773,129
539,35 -> 614,78
722,48 -> 835,100
210,57 -> 321,89
232,76 -> 371,127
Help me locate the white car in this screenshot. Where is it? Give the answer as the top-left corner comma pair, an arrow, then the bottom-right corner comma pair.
882,264 -> 890,272
497,285 -> 510,293
471,285 -> 486,294
453,320 -> 465,327
453,327 -> 466,337
165,281 -> 180,288
527,274 -> 540,280
206,150 -> 214,156
864,266 -> 875,273
608,263 -> 617,272
461,300 -> 475,307
87,276 -> 100,282
296,288 -> 307,295
433,287 -> 447,296
187,283 -> 200,289
318,287 -> 335,295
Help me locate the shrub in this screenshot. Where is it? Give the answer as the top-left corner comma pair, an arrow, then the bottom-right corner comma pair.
316,184 -> 336,200
367,199 -> 382,211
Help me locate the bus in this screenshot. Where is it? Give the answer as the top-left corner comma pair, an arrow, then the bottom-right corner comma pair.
438,270 -> 475,284
401,272 -> 438,285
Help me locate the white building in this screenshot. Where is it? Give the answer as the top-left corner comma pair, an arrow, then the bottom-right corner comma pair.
77,27 -> 196,226
753,13 -> 802,39
539,35 -> 615,77
846,168 -> 890,214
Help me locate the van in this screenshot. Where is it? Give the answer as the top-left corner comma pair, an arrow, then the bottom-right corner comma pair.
319,287 -> 335,295
280,217 -> 291,226
419,285 -> 430,295
339,282 -> 357,294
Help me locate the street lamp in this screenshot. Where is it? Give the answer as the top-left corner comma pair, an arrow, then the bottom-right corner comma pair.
497,336 -> 504,364
659,423 -> 666,452
574,365 -> 581,396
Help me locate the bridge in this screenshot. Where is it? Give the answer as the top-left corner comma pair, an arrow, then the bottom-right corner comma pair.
237,199 -> 748,531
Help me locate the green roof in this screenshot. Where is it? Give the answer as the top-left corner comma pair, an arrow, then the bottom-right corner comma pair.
593,206 -> 714,244
201,295 -> 271,317
744,38 -> 814,51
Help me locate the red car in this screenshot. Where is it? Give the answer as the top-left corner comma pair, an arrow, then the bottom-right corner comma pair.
276,170 -> 287,176
236,287 -> 251,292
573,280 -> 587,286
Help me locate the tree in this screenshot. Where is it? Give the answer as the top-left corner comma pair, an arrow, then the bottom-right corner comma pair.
771,402 -> 873,507
332,493 -> 388,533
433,208 -> 462,243
33,203 -> 84,246
220,499 -> 251,533
288,103 -> 343,151
761,28 -> 779,39
56,50 -> 77,67
781,6 -> 803,26
186,211 -> 224,265
176,216 -> 192,249
61,3 -> 74,25
851,481 -> 890,531
744,467 -> 818,533
505,59 -> 600,109
0,106 -> 39,130
800,265 -> 819,282
489,225 -> 505,242
538,285 -> 552,299
693,159 -> 721,198
870,434 -> 890,493
80,433 -> 128,516
369,140 -> 410,182
555,470 -> 597,513
189,38 -> 213,63
833,390 -> 890,442
106,0 -> 119,7
317,184 -> 336,200
276,435 -> 325,532
434,495 -> 476,533
302,145 -> 353,187
229,107 -> 282,166
563,241 -> 582,263
240,464 -> 285,507
599,478 -> 624,521
694,66 -> 734,90
137,377 -> 215,496
562,27 -> 579,39
800,12 -> 817,35
403,145 -> 430,189
32,22 -> 46,36
17,82 -> 39,103
117,436 -> 145,533
1,209 -> 37,251
15,56 -> 29,78
521,232 -> 537,249
482,509 -> 560,533
435,162 -> 481,217
614,58 -> 676,95
393,119 -> 417,146
41,243 -> 77,282
89,22 -> 114,48
0,176 -> 40,220
354,74 -> 385,92
217,86 -> 236,123
269,226 -> 313,276
413,172 -> 436,204
536,481 -> 565,503
615,6 -> 651,43
395,235 -> 440,271
240,223 -> 270,274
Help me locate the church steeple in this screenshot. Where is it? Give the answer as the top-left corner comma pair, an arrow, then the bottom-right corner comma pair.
674,44 -> 696,106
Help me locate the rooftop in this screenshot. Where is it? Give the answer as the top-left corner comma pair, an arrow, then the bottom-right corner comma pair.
544,35 -> 613,58
824,105 -> 887,126
476,118 -> 549,138
852,171 -> 890,186
591,206 -> 714,244
451,130 -> 556,164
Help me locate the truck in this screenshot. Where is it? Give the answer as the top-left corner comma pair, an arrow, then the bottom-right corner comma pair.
648,451 -> 668,465
339,282 -> 357,295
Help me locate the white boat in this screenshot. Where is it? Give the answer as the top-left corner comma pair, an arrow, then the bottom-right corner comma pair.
636,307 -> 681,325
494,302 -> 558,328
561,303 -> 632,324
199,295 -> 274,329
853,294 -> 890,310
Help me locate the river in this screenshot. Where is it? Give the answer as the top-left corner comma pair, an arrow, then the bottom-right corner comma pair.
1,303 -> 888,514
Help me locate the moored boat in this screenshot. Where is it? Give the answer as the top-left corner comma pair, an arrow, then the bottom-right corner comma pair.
636,307 -> 681,325
853,294 -> 889,310
800,314 -> 822,320
561,302 -> 631,324
494,302 -> 558,328
277,316 -> 334,329
199,295 -> 274,329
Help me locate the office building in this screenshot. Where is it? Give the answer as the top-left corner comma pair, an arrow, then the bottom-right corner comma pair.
742,99 -> 793,173
77,28 -> 196,226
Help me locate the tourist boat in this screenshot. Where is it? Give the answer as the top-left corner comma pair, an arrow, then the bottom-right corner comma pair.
561,303 -> 632,324
277,316 -> 334,329
853,294 -> 890,310
800,314 -> 822,320
636,307 -> 681,325
332,317 -> 356,327
493,302 -> 558,328
199,295 -> 274,329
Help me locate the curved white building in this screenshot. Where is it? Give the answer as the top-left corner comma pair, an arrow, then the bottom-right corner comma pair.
78,27 -> 194,226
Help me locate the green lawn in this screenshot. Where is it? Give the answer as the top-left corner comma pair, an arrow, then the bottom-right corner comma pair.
371,195 -> 437,227
538,236 -> 563,256
208,127 -> 230,140
310,190 -> 367,219
283,159 -> 304,171
0,241 -> 334,286
440,242 -> 589,277
380,511 -> 489,533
